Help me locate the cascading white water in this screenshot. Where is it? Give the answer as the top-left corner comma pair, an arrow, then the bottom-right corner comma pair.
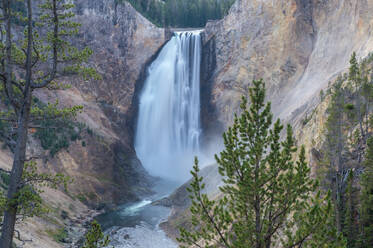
103,31 -> 202,248
135,31 -> 202,181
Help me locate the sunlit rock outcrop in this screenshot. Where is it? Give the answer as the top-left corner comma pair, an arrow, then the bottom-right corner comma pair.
202,0 -> 373,132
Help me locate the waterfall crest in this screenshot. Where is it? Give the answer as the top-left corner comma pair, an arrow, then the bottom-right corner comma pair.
135,31 -> 202,180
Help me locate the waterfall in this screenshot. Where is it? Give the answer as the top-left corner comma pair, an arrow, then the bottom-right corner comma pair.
135,31 -> 202,181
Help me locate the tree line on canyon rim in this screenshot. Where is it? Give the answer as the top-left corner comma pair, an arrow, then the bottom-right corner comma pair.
116,0 -> 235,27
0,1 -> 372,248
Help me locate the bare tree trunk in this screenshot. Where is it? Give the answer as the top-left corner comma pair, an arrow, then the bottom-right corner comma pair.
335,88 -> 345,233
357,85 -> 365,150
265,228 -> 272,248
0,0 -> 33,246
0,99 -> 31,248
255,159 -> 262,248
255,194 -> 261,248
334,174 -> 342,233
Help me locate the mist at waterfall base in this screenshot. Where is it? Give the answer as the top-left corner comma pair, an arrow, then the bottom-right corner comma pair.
135,30 -> 208,182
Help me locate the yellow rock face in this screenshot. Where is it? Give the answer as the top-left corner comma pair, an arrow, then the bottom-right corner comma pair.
203,0 -> 373,129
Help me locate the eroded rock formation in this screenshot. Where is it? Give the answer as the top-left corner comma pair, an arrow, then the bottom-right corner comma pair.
201,0 -> 373,133
40,0 -> 166,205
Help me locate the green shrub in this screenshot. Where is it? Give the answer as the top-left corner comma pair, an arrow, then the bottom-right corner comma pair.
0,171 -> 10,190
61,210 -> 69,220
46,228 -> 68,243
0,120 -> 14,151
0,172 -> 10,186
34,118 -> 83,157
345,103 -> 355,110
77,194 -> 88,203
87,128 -> 93,136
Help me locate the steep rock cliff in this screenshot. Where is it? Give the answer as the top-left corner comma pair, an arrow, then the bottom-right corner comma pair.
199,0 -> 373,190
202,0 -> 373,132
32,0 -> 167,208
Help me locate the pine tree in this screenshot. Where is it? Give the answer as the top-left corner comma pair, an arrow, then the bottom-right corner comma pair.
82,220 -> 110,248
342,171 -> 358,248
178,80 -> 345,248
349,52 -> 365,142
0,0 -> 99,246
324,77 -> 348,233
358,137 -> 373,248
359,60 -> 373,137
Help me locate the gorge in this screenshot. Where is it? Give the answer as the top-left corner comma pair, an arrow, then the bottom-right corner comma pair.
96,30 -> 204,248
1,0 -> 373,247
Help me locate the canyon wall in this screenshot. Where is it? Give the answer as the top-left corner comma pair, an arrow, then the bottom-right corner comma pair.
35,0 -> 167,208
201,0 -> 373,133
2,0 -> 373,246
0,1 -> 166,247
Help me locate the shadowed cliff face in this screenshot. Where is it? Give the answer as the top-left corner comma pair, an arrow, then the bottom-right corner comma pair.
73,0 -> 165,113
71,0 -> 167,144
201,0 -> 373,133
33,0 -> 167,206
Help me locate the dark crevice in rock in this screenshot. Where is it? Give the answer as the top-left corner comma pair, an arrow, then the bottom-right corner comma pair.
96,102 -> 155,204
113,1 -> 118,25
294,0 -> 317,76
200,33 -> 225,145
111,141 -> 154,202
